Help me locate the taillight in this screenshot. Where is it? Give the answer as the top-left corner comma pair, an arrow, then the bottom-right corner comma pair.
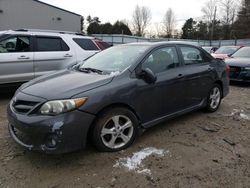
226,64 -> 230,73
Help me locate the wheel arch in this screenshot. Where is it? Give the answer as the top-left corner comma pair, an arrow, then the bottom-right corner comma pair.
214,80 -> 223,97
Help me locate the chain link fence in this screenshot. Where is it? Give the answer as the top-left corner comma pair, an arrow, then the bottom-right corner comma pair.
92,34 -> 250,47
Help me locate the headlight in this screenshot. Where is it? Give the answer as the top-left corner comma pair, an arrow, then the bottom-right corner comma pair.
39,98 -> 87,115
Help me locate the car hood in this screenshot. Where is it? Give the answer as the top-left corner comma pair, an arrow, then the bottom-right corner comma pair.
225,57 -> 250,67
20,70 -> 114,100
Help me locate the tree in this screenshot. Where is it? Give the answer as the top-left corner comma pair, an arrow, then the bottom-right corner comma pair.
202,0 -> 218,24
219,0 -> 237,39
162,8 -> 176,38
101,23 -> 113,34
195,21 -> 209,40
233,0 -> 250,38
112,21 -> 132,35
181,18 -> 196,39
202,0 -> 218,41
87,22 -> 101,34
132,5 -> 152,36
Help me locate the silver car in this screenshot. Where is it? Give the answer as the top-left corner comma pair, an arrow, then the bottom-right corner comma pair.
0,29 -> 110,85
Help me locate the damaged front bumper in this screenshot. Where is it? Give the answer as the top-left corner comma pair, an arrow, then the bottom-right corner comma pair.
7,103 -> 96,154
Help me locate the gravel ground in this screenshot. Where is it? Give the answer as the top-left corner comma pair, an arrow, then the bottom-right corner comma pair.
0,84 -> 250,188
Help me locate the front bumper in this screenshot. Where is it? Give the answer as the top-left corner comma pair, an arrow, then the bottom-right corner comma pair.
229,67 -> 250,83
7,102 -> 96,154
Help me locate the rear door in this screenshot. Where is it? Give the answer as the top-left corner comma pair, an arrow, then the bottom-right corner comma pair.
34,36 -> 75,77
0,35 -> 34,84
177,45 -> 214,108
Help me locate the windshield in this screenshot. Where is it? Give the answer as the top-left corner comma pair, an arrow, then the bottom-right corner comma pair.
79,45 -> 149,73
232,47 -> 250,58
215,46 -> 238,55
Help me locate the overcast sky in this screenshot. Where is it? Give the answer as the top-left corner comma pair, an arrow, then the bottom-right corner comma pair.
41,0 -> 207,31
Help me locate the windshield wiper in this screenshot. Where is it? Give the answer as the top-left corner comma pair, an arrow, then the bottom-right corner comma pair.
78,67 -> 104,74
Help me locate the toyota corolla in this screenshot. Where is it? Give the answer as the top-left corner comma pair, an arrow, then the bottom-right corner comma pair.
7,42 -> 230,154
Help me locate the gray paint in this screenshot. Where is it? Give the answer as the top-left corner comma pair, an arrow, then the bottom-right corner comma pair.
0,0 -> 81,32
7,42 -> 230,154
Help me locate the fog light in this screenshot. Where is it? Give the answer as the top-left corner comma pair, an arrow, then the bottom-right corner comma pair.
46,134 -> 58,148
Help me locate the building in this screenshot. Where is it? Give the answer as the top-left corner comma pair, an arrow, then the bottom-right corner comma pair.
0,0 -> 82,32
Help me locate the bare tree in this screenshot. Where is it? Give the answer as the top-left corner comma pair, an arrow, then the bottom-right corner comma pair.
132,5 -> 152,36
162,8 -> 176,38
201,0 -> 218,24
219,0 -> 237,25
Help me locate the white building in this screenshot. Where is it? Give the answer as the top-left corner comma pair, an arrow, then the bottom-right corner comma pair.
0,0 -> 82,32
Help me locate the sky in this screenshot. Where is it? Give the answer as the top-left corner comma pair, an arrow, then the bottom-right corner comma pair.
41,0 -> 207,32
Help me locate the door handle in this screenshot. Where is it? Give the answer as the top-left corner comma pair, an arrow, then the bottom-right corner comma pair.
64,54 -> 73,58
177,74 -> 184,79
18,55 -> 30,60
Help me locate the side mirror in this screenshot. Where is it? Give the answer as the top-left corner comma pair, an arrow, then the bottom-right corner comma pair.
139,68 -> 157,84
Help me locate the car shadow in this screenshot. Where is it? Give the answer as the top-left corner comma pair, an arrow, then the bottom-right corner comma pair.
0,86 -> 18,99
230,81 -> 250,87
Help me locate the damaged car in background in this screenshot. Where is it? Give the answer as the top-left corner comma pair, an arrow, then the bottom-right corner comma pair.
7,42 -> 229,154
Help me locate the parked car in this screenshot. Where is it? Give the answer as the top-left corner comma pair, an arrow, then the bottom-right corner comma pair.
202,46 -> 218,54
225,46 -> 250,83
211,46 -> 242,60
0,29 -> 110,86
7,42 -> 230,154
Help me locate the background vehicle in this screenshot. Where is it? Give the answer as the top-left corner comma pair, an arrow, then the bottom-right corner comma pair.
225,46 -> 250,83
0,29 -> 110,85
202,46 -> 218,54
8,42 -> 230,154
211,46 -> 242,60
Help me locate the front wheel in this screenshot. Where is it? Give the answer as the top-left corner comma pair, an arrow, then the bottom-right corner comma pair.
206,84 -> 222,112
92,108 -> 139,152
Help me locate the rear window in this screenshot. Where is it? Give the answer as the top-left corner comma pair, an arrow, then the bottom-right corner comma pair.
36,37 -> 69,52
73,38 -> 99,51
95,40 -> 111,50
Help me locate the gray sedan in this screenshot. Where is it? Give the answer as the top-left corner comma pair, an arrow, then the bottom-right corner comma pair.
7,42 -> 230,154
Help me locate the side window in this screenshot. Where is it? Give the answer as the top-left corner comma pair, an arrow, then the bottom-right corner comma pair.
142,47 -> 180,74
0,36 -> 30,53
36,37 -> 69,52
180,46 -> 205,65
73,38 -> 99,51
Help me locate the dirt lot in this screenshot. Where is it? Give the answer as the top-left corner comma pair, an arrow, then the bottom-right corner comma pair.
0,85 -> 250,188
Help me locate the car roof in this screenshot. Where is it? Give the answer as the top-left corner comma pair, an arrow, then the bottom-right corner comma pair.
1,29 -> 94,39
121,41 -> 200,48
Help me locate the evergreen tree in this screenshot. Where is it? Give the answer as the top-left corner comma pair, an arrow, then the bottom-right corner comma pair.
233,0 -> 250,38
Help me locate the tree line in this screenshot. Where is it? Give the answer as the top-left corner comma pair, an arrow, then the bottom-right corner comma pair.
83,0 -> 250,40
182,0 -> 250,40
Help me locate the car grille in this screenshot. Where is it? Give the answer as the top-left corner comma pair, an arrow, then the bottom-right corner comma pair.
12,100 -> 40,114
229,66 -> 242,79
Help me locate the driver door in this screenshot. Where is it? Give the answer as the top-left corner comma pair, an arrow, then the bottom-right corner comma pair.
133,46 -> 186,126
0,35 -> 34,84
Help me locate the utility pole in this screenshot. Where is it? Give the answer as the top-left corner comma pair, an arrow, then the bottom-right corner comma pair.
210,6 -> 217,46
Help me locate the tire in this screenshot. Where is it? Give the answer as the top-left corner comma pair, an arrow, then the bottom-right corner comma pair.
206,84 -> 222,112
92,107 -> 139,152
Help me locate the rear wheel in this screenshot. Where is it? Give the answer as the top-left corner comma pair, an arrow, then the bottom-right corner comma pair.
92,107 -> 139,152
206,84 -> 222,112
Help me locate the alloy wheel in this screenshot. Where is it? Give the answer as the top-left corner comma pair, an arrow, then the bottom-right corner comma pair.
101,115 -> 134,149
209,87 -> 221,109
